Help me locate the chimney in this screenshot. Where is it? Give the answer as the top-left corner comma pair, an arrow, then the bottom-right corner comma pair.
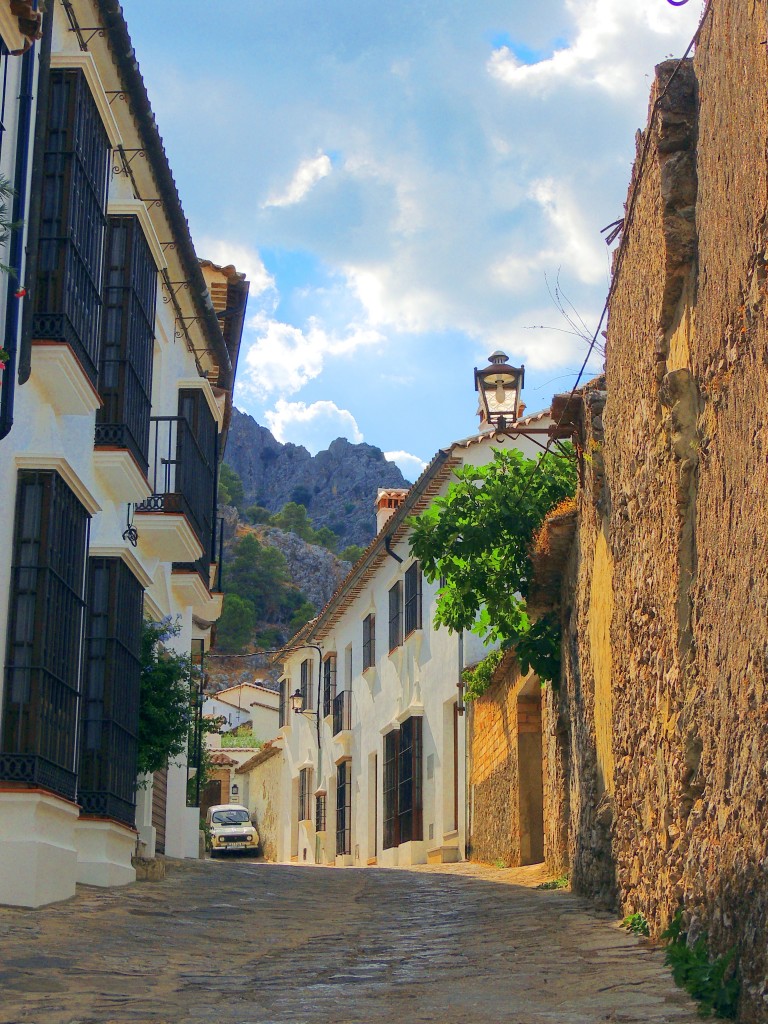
376,488 -> 409,533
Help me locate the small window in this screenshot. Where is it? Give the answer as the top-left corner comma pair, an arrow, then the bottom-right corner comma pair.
315,793 -> 327,832
404,562 -> 422,636
299,767 -> 313,822
322,655 -> 337,717
363,613 -> 376,671
388,580 -> 403,651
300,658 -> 313,712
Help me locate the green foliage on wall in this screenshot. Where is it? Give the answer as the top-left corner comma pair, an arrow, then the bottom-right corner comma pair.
409,447 -> 576,688
138,619 -> 194,776
662,910 -> 740,1019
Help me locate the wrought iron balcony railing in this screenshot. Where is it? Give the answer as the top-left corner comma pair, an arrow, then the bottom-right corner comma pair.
135,415 -> 217,584
332,690 -> 352,737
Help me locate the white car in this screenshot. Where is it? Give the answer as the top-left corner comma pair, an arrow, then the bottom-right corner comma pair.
206,803 -> 259,857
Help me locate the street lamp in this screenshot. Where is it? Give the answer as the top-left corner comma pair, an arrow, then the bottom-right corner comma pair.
290,688 -> 317,716
474,351 -> 524,430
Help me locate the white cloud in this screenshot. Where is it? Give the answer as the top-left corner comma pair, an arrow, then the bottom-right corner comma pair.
263,153 -> 333,208
487,0 -> 701,97
265,399 -> 363,453
385,450 -> 427,480
239,313 -> 384,398
194,236 -> 275,298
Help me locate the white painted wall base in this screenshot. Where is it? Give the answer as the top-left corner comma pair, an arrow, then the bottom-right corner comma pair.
182,806 -> 202,859
75,818 -> 137,887
134,776 -> 156,859
0,791 -> 80,907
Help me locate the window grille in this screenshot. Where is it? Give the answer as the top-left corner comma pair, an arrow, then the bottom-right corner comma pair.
279,678 -> 288,728
322,655 -> 337,717
388,580 -> 403,651
137,389 -> 218,586
298,767 -> 313,822
404,562 -> 422,637
300,658 -> 312,712
332,689 -> 351,737
95,216 -> 157,472
315,793 -> 327,832
382,716 -> 423,850
79,557 -> 143,825
336,760 -> 352,856
0,470 -> 90,800
33,69 -> 110,387
362,613 -> 375,670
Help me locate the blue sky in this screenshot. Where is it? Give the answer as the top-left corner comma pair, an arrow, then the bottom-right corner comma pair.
121,0 -> 701,480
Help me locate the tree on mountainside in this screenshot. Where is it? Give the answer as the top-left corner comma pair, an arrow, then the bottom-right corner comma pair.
226,534 -> 289,620
215,594 -> 256,653
218,463 -> 244,509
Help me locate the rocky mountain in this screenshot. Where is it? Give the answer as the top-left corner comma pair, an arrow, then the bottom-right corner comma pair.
223,408 -> 412,548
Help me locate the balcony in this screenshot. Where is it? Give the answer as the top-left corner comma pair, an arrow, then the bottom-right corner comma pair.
332,691 -> 352,755
134,415 -> 212,566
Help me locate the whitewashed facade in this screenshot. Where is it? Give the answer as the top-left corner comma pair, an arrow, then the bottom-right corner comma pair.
275,418 -> 551,868
0,0 -> 245,906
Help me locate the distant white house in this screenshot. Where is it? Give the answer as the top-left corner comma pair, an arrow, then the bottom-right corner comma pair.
274,402 -> 552,867
206,682 -> 280,741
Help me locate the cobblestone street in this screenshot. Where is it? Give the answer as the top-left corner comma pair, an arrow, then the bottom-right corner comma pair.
0,860 -> 700,1024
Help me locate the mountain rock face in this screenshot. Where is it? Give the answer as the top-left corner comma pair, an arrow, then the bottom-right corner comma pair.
224,408 -> 412,547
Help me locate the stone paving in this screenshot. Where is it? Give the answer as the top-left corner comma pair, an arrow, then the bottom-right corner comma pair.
0,858 -> 701,1024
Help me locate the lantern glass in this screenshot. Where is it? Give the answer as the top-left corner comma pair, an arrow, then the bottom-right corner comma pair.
290,688 -> 304,713
474,352 -> 524,427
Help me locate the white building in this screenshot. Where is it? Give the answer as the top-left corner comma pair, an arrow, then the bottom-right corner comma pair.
0,0 -> 246,906
275,388 -> 552,868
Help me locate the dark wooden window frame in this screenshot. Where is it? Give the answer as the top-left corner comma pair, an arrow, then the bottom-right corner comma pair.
404,562 -> 422,638
336,759 -> 352,857
315,792 -> 327,832
79,556 -> 143,825
382,716 -> 423,850
300,658 -> 313,713
362,612 -> 375,671
388,580 -> 403,652
33,68 -> 111,387
95,215 -> 157,473
298,766 -> 313,822
0,470 -> 90,800
322,654 -> 337,718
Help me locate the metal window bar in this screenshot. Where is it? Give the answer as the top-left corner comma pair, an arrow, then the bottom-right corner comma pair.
362,613 -> 375,670
388,581 -> 403,651
336,760 -> 351,857
322,655 -> 337,717
298,767 -> 313,822
332,689 -> 351,737
404,562 -> 422,637
300,658 -> 312,711
315,793 -> 326,832
94,216 -> 157,472
32,70 -> 110,387
398,716 -> 423,843
0,470 -> 90,800
278,678 -> 288,728
382,729 -> 399,850
79,557 -> 143,825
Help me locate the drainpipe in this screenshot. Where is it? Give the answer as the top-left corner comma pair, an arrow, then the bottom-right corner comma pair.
0,7 -> 47,438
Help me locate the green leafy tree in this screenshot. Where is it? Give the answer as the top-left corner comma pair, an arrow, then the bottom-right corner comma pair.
408,447 -> 576,684
138,619 -> 194,776
245,504 -> 271,524
340,544 -> 364,563
218,462 -> 245,509
269,501 -> 315,540
226,533 -> 289,620
312,526 -> 338,552
215,594 -> 256,653
288,596 -> 316,635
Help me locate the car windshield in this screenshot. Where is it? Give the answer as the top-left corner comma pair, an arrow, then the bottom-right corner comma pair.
211,810 -> 250,825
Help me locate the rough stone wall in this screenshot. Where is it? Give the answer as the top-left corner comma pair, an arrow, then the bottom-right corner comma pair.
469,659 -> 564,872
569,11 -> 768,1016
469,669 -> 521,866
